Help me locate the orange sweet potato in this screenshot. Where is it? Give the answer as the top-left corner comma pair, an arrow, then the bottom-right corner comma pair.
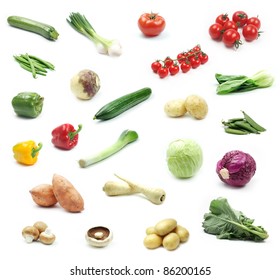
29,184 -> 58,207
52,174 -> 84,212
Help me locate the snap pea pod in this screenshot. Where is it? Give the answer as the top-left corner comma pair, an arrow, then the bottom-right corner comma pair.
242,111 -> 266,132
224,128 -> 250,135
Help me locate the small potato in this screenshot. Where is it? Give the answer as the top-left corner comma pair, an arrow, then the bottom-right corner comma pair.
164,99 -> 187,118
155,218 -> 177,236
174,225 -> 190,242
52,174 -> 84,213
184,95 -> 208,120
162,232 -> 180,251
29,184 -> 58,207
143,234 -> 162,249
146,226 -> 157,235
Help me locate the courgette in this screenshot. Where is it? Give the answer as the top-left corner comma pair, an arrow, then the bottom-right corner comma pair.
7,16 -> 59,41
93,87 -> 152,121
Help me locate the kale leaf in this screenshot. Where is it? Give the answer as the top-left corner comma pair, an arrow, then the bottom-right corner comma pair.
202,197 -> 269,242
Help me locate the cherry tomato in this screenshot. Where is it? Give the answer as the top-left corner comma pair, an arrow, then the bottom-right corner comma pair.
223,20 -> 238,31
180,62 -> 191,73
138,13 -> 166,36
192,45 -> 201,52
198,52 -> 209,64
215,13 -> 229,26
157,67 -> 169,78
177,53 -> 186,64
222,29 -> 242,48
232,11 -> 248,27
247,16 -> 261,29
164,57 -> 174,68
151,61 -> 162,73
209,23 -> 223,40
242,24 -> 259,42
189,56 -> 201,69
169,64 -> 180,75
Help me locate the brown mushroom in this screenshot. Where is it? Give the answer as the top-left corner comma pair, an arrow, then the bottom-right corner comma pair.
39,228 -> 56,245
85,226 -> 113,247
22,226 -> 40,243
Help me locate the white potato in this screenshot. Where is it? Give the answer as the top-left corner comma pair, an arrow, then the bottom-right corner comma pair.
164,99 -> 187,117
184,95 -> 208,120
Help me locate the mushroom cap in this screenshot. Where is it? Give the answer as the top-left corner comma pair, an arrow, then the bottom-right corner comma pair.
22,226 -> 40,243
85,226 -> 113,248
39,228 -> 56,245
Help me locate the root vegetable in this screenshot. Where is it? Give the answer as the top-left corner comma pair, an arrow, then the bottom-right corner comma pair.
146,226 -> 157,235
162,232 -> 180,251
184,95 -> 208,120
143,234 -> 163,249
52,174 -> 84,212
174,225 -> 189,242
164,99 -> 187,117
29,184 -> 57,207
103,181 -> 137,196
109,174 -> 166,205
154,218 -> 177,236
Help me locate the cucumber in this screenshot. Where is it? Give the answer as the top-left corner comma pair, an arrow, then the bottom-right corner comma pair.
7,16 -> 59,41
93,87 -> 152,121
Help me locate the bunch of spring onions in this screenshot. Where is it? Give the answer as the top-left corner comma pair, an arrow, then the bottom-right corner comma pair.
216,70 -> 274,95
67,12 -> 122,57
14,53 -> 55,78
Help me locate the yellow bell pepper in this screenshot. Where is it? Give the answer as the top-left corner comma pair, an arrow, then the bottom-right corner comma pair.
13,140 -> 43,165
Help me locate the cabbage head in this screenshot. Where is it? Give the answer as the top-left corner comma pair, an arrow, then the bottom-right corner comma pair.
166,139 -> 203,178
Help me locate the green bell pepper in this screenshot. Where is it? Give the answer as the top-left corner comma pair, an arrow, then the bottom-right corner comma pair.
11,92 -> 44,118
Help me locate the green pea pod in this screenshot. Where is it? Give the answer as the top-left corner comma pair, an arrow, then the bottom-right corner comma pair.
12,92 -> 44,118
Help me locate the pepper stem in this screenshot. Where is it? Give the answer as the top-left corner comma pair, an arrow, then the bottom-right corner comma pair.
68,124 -> 83,140
31,143 -> 43,158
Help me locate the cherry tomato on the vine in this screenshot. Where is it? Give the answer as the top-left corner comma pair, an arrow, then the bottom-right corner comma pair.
247,17 -> 261,29
180,62 -> 191,73
189,56 -> 201,69
242,24 -> 259,42
157,67 -> 169,78
232,11 -> 248,27
222,29 -> 242,48
177,53 -> 186,64
151,61 -> 162,73
223,20 -> 238,31
198,52 -> 209,64
138,12 -> 166,37
215,13 -> 229,26
169,64 -> 180,75
209,23 -> 223,40
192,45 -> 201,52
164,57 -> 173,68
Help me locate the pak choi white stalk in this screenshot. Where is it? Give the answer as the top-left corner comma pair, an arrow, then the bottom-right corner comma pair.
216,70 -> 274,94
67,12 -> 122,56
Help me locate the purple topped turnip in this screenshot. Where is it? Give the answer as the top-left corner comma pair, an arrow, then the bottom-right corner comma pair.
216,150 -> 256,187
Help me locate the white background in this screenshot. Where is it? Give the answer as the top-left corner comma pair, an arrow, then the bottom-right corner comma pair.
1,0 -> 279,279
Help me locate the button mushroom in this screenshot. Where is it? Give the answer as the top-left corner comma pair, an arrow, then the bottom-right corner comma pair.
85,226 -> 113,248
22,226 -> 40,243
39,228 -> 56,245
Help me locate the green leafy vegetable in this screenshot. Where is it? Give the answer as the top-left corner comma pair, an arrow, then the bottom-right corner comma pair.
216,70 -> 274,94
202,197 -> 269,241
14,53 -> 55,78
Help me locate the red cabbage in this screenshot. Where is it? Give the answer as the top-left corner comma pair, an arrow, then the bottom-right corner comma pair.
216,150 -> 256,187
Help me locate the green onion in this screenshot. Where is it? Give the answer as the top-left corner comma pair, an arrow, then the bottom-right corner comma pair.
216,70 -> 274,95
66,12 -> 122,56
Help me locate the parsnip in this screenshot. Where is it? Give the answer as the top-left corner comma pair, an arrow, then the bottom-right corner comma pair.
109,174 -> 166,205
103,181 -> 138,196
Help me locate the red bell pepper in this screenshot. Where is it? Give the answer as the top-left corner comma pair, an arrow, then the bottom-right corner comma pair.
51,123 -> 82,150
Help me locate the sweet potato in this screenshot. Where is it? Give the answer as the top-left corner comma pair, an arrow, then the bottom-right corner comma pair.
52,174 -> 84,212
29,184 -> 58,207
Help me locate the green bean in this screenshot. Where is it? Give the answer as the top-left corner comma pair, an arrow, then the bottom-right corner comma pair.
28,54 -> 55,70
242,111 -> 266,132
224,127 -> 249,135
234,121 -> 260,134
25,53 -> 36,78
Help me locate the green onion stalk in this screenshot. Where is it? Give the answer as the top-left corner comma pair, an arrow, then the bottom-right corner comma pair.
216,70 -> 274,95
67,12 -> 122,56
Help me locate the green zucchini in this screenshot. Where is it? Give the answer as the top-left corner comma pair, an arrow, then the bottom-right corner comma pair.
93,87 -> 152,121
7,16 -> 59,41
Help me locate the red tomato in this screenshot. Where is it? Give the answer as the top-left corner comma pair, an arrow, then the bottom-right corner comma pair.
222,29 -> 242,48
198,52 -> 209,64
169,64 -> 180,75
138,13 -> 166,36
189,56 -> 201,69
242,24 -> 259,42
192,45 -> 201,52
209,23 -> 223,40
223,20 -> 238,31
247,17 -> 261,29
215,13 -> 229,26
151,61 -> 162,73
232,11 -> 248,27
164,57 -> 174,68
180,62 -> 191,73
177,53 -> 186,64
157,67 -> 169,78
